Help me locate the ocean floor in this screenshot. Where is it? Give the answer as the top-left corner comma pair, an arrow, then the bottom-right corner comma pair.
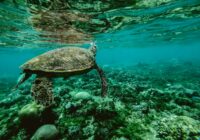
0,60 -> 200,140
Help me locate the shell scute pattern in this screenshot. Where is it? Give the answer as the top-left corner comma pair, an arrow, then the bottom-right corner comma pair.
21,47 -> 95,73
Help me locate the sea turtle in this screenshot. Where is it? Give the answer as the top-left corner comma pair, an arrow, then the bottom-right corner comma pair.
16,43 -> 107,106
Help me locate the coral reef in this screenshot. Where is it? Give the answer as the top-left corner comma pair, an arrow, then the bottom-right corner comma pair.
0,61 -> 200,139
31,77 -> 54,107
153,115 -> 200,140
71,91 -> 92,100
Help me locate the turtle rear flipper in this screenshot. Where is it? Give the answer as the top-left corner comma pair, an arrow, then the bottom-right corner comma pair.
31,76 -> 54,107
14,73 -> 31,89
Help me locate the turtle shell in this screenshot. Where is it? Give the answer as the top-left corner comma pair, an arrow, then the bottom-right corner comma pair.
21,47 -> 95,73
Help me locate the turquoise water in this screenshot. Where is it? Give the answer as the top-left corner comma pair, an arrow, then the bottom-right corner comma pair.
0,0 -> 200,139
1,44 -> 200,78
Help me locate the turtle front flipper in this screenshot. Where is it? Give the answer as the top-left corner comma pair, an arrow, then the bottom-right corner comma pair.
95,64 -> 107,97
31,76 -> 54,107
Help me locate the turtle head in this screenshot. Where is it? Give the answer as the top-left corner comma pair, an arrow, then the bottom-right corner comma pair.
89,42 -> 97,56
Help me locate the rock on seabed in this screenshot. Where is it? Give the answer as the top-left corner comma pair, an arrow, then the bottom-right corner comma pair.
31,124 -> 59,140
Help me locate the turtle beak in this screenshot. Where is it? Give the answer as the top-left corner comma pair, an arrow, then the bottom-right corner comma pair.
89,42 -> 97,56
90,41 -> 96,47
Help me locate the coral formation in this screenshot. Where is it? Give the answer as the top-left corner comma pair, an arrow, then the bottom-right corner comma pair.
31,124 -> 59,140
0,62 -> 200,139
18,102 -> 45,122
154,115 -> 200,140
71,91 -> 92,100
31,77 -> 54,107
